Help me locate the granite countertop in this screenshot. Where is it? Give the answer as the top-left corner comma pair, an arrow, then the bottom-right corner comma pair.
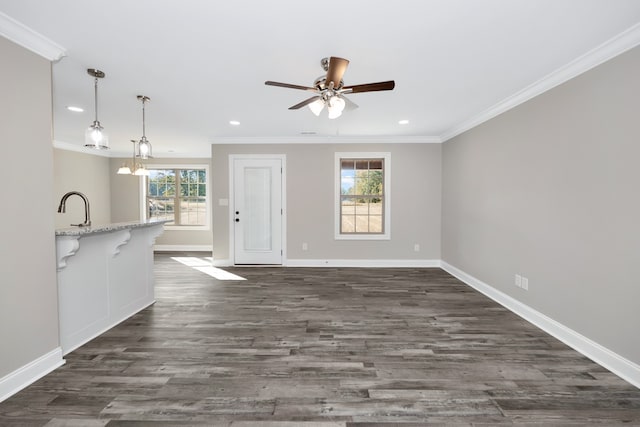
55,219 -> 170,237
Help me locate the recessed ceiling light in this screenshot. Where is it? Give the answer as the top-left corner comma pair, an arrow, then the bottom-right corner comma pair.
398,119 -> 409,125
66,106 -> 84,112
229,120 -> 240,126
300,131 -> 316,135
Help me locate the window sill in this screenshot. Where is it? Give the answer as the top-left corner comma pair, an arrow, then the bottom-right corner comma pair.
335,233 -> 390,241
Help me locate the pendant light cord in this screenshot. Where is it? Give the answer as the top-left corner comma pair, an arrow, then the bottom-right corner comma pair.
142,98 -> 146,138
94,76 -> 99,123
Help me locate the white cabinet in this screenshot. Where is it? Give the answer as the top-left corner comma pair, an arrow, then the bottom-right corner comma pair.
55,221 -> 165,354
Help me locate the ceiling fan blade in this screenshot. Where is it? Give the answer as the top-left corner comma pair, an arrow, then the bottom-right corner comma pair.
342,80 -> 395,94
265,81 -> 317,92
342,95 -> 358,111
325,57 -> 349,88
289,96 -> 322,110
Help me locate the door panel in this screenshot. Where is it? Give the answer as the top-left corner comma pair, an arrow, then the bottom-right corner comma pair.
233,158 -> 282,264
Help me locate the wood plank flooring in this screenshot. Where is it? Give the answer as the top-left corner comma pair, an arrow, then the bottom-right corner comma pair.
1,252 -> 640,425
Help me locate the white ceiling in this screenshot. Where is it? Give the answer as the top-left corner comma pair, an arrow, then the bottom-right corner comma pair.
2,0 -> 640,157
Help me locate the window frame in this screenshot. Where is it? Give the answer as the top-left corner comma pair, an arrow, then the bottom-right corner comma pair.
334,152 -> 391,240
140,164 -> 211,231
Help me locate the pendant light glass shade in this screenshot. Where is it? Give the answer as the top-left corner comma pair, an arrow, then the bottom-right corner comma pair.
85,121 -> 108,149
137,137 -> 152,159
84,69 -> 109,149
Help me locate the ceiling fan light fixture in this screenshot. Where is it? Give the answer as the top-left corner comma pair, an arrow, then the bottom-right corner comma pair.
308,98 -> 325,116
265,56 -> 395,118
327,95 -> 345,119
327,107 -> 341,119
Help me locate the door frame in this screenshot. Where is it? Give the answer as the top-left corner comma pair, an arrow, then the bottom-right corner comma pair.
228,154 -> 287,265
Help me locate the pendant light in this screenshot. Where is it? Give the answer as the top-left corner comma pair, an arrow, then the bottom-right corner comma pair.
135,95 -> 152,159
116,163 -> 132,175
84,69 -> 109,149
116,140 -> 149,176
117,95 -> 152,176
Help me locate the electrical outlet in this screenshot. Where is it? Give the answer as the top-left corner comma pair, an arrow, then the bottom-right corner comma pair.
522,277 -> 529,290
302,242 -> 308,251
515,274 -> 522,288
414,243 -> 420,252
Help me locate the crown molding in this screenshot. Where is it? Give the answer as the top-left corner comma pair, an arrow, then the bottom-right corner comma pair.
440,22 -> 640,142
53,140 -> 113,157
53,140 -> 213,159
55,136 -> 442,157
0,12 -> 66,61
212,135 -> 442,145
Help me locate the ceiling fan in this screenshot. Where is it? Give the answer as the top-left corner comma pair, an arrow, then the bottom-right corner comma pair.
265,56 -> 395,119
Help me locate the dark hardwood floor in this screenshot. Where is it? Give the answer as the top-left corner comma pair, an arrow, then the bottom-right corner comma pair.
2,252 -> 640,426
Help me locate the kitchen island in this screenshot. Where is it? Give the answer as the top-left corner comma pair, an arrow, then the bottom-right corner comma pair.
55,220 -> 167,354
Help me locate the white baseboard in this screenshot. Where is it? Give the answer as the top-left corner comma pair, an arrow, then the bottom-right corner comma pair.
285,259 -> 441,267
0,347 -> 65,403
441,261 -> 640,389
212,259 -> 440,268
153,245 -> 212,252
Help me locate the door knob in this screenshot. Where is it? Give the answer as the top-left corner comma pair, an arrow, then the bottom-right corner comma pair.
235,218 -> 240,222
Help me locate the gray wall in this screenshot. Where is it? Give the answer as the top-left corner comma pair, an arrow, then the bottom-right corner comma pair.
442,46 -> 640,364
54,149 -> 112,228
110,157 -> 140,223
110,157 -> 213,247
0,37 -> 59,377
212,143 -> 442,262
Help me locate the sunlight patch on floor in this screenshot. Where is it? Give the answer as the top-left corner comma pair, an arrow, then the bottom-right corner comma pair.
171,257 -> 246,280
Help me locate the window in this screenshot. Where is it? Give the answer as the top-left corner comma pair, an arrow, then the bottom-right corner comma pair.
144,166 -> 209,229
335,152 -> 390,240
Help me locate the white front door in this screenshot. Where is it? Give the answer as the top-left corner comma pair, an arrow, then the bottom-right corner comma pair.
232,157 -> 283,265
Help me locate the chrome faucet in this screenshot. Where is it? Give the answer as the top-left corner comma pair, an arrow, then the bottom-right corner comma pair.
58,191 -> 91,227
